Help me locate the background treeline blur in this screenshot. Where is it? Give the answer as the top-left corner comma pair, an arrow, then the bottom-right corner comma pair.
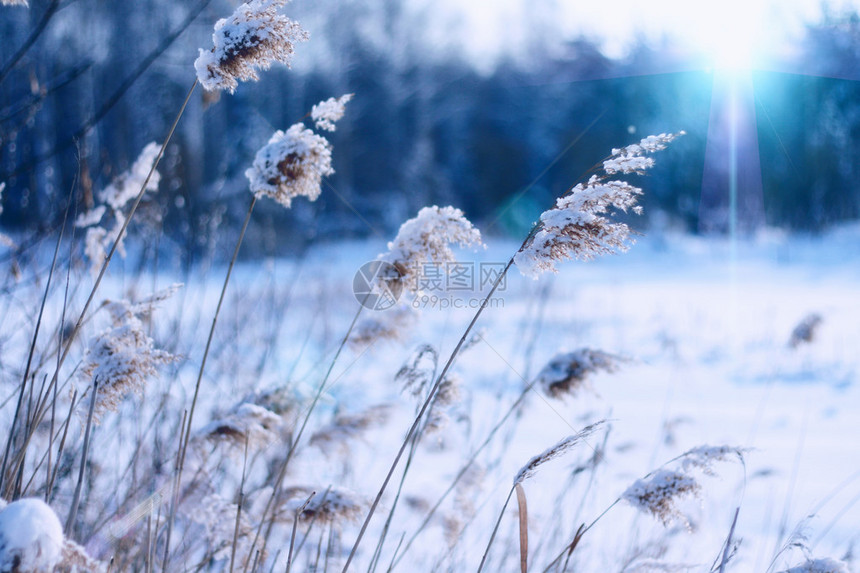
1,0 -> 859,261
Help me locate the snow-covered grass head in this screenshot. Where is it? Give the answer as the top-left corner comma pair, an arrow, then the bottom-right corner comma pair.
246,124 -> 333,208
195,0 -> 309,93
379,205 -> 483,294
515,132 -> 684,278
245,94 -> 351,208
80,286 -> 180,423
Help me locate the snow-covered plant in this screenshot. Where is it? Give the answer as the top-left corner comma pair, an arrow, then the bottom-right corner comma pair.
311,94 -> 354,131
76,142 -> 161,278
778,558 -> 851,573
285,487 -> 365,525
678,445 -> 746,474
245,123 -> 333,208
198,402 -> 282,451
0,498 -> 64,572
80,286 -> 180,422
189,493 -> 253,562
534,348 -> 622,398
622,443 -> 745,526
423,373 -> 461,434
395,344 -> 439,399
98,142 -> 162,210
245,93 -> 351,207
309,405 -> 390,453
348,304 -> 417,350
621,469 -> 701,526
0,0 -> 28,7
515,132 -> 684,278
379,205 -> 483,293
59,539 -> 104,572
194,0 -> 308,93
514,421 -> 604,485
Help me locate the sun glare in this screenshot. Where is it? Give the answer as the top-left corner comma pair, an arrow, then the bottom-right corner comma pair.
693,1 -> 767,72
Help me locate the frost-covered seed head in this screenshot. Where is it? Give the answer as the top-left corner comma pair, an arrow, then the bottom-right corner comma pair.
246,123 -> 333,208
311,94 -> 354,132
195,0 -> 309,93
514,421 -> 604,485
535,348 -> 621,398
678,445 -> 746,475
515,132 -> 683,278
98,142 -> 161,211
80,288 -> 180,422
603,132 -> 684,175
0,498 -> 64,573
188,494 -> 253,561
622,469 -> 701,526
77,142 -> 162,278
199,403 -> 282,450
380,206 -> 483,294
515,176 -> 643,278
395,344 -> 439,398
424,375 -> 462,434
285,487 -> 365,525
0,0 -> 28,7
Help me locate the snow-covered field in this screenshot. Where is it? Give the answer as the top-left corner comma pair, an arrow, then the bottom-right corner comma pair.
1,224 -> 858,571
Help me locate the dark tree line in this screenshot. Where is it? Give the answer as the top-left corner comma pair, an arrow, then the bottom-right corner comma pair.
1,0 -> 859,261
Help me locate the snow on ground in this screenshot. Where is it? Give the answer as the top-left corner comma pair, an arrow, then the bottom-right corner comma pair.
270,225 -> 860,569
2,224 -> 857,570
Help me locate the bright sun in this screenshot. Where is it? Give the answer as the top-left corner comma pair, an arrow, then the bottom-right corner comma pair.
698,2 -> 764,71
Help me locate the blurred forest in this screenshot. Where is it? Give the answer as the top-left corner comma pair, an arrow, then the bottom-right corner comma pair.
2,0 -> 860,260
